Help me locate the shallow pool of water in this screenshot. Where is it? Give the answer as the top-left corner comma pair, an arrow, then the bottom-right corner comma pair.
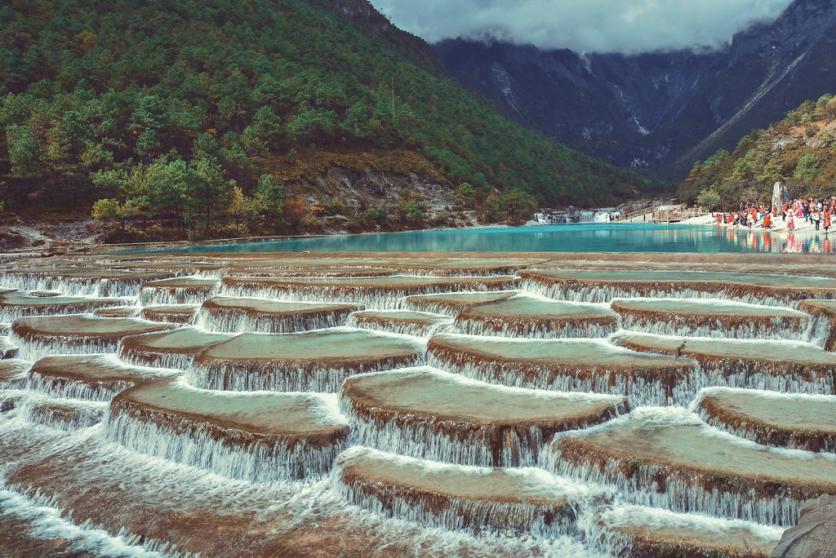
156,224 -> 836,254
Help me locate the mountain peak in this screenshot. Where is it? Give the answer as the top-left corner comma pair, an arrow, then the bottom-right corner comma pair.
436,0 -> 836,177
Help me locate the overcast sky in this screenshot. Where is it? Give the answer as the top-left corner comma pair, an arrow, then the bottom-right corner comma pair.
369,0 -> 794,54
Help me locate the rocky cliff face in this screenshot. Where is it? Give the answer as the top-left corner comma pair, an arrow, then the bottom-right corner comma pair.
436,0 -> 836,177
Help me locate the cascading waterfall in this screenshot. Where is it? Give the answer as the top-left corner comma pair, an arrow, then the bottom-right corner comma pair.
0,257 -> 833,556
139,306 -> 197,325
330,471 -> 578,538
331,446 -> 605,537
116,343 -> 196,371
104,405 -> 347,482
454,317 -> 616,339
0,390 -> 23,413
345,312 -> 454,338
195,306 -> 351,334
611,337 -> 836,400
221,276 -> 520,311
0,297 -> 133,323
341,399 -> 549,467
9,331 -> 120,363
519,279 -> 804,308
387,268 -> 522,278
617,314 -> 809,340
426,350 -> 702,407
400,291 -> 517,317
16,393 -> 106,431
346,316 -> 453,337
539,408 -> 836,527
805,312 -> 834,348
221,283 -> 410,310
0,273 -> 149,298
578,504 -> 785,558
24,370 -> 134,402
543,442 -> 804,527
138,286 -> 218,306
0,360 -> 29,389
0,481 -> 183,558
187,353 -> 425,393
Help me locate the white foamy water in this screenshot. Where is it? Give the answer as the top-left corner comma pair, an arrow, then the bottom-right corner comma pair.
521,279 -> 810,307
541,407 -> 836,526
0,481 -> 178,558
1,261 -> 833,555
580,503 -> 784,557
331,446 -> 608,538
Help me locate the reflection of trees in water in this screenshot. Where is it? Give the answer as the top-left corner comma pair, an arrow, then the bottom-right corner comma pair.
170,225 -> 833,255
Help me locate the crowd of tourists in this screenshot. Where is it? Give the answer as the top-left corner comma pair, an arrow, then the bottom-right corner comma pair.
715,197 -> 835,233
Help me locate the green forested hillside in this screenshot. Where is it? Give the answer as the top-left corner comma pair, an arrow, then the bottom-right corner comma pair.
0,0 -> 656,240
679,94 -> 836,208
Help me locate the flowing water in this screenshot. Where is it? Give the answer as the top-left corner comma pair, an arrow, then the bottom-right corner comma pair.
0,252 -> 834,557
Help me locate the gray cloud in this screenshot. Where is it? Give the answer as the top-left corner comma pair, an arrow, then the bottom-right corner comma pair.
369,0 -> 794,54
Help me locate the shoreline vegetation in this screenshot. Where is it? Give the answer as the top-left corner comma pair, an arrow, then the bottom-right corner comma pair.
0,0 -> 659,248
678,93 -> 835,213
1,1 -> 831,252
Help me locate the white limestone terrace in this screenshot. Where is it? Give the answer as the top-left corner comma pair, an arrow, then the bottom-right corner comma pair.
340,366 -> 625,466
1,252 -> 835,555
541,406 -> 836,526
219,275 -> 521,308
402,291 -> 518,316
0,290 -> 132,322
583,504 -> 783,557
0,360 -> 30,389
9,314 -> 177,361
0,267 -> 178,297
117,327 -> 234,370
106,376 -> 349,481
138,276 -> 220,306
16,392 -> 107,432
611,297 -> 811,340
692,387 -> 836,453
139,304 -> 198,324
455,293 -> 618,338
520,269 -> 836,306
93,306 -> 141,318
427,333 -> 697,406
188,327 -> 425,392
195,295 -> 359,333
25,353 -> 180,401
333,445 -> 608,536
0,335 -> 19,359
345,309 -> 453,337
612,332 -> 836,397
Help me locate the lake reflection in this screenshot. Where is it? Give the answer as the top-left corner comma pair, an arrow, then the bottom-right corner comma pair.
161,224 -> 836,254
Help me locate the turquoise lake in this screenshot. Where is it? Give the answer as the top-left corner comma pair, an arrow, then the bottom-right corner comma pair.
159,224 -> 835,254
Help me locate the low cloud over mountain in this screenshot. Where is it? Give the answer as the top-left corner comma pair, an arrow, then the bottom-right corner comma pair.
370,0 -> 793,54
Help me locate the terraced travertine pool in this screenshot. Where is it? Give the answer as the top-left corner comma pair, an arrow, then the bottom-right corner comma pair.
0,251 -> 834,557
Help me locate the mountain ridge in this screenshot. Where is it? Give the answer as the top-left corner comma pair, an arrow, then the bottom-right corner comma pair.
678,92 -> 836,206
435,0 -> 836,178
0,0 -> 654,243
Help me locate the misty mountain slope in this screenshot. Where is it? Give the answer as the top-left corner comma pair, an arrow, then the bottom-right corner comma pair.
0,0 -> 654,239
679,93 -> 836,205
436,0 -> 836,178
